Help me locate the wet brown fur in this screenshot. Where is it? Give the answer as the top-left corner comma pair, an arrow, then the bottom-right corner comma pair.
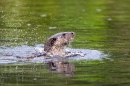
44,32 -> 75,57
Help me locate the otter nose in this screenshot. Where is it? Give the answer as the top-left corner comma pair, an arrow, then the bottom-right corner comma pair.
71,32 -> 74,35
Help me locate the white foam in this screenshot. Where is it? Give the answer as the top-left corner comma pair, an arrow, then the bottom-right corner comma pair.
66,48 -> 107,61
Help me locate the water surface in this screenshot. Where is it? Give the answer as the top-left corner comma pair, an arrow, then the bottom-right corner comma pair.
0,0 -> 130,86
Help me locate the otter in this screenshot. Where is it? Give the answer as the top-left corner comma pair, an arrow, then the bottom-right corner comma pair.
44,32 -> 75,57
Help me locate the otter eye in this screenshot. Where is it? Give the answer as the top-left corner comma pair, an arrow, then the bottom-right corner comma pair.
62,33 -> 66,36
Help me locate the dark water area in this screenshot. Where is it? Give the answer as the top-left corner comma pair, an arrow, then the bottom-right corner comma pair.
0,0 -> 130,86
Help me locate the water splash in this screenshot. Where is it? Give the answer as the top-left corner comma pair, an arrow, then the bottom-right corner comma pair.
0,44 -> 108,64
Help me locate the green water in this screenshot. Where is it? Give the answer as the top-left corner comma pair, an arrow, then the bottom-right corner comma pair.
0,0 -> 130,86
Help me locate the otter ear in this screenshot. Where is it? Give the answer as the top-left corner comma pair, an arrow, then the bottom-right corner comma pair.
50,38 -> 57,46
44,38 -> 57,52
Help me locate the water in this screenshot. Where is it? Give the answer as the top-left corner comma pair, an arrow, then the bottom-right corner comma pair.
0,0 -> 130,86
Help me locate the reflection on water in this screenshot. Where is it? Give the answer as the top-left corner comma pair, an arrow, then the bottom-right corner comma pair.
0,0 -> 130,86
45,60 -> 75,77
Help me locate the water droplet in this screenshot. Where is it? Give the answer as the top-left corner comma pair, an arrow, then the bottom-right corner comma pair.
40,14 -> 47,17
82,9 -> 86,12
49,26 -> 57,29
96,8 -> 102,12
24,41 -> 28,45
16,66 -> 18,69
107,18 -> 112,21
33,78 -> 37,80
27,23 -> 31,26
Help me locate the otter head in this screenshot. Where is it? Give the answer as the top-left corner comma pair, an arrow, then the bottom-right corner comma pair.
44,32 -> 75,57
54,32 -> 75,46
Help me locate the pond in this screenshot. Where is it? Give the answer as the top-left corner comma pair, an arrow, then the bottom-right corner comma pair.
0,0 -> 130,86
